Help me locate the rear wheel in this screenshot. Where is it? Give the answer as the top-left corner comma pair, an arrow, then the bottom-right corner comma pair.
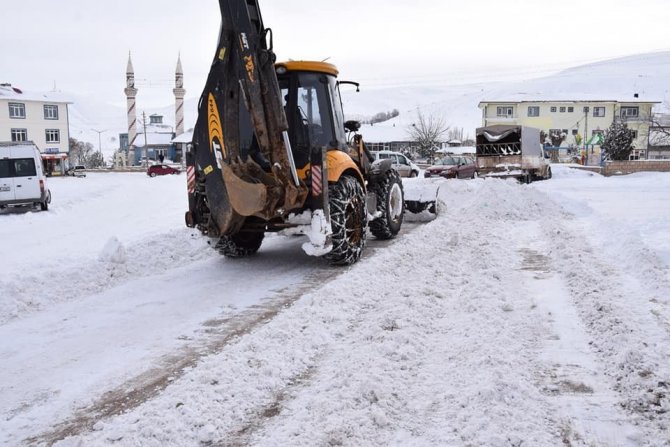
215,231 -> 264,258
150,172 -> 157,178
325,175 -> 367,266
40,191 -> 51,211
369,169 -> 404,240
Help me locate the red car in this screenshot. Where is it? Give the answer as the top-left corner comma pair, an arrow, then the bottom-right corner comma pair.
424,155 -> 478,179
147,164 -> 181,177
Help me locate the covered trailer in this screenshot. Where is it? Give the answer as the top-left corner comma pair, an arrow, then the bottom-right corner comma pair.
475,125 -> 552,183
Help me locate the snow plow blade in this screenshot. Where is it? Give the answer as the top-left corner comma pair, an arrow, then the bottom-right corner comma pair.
403,179 -> 440,216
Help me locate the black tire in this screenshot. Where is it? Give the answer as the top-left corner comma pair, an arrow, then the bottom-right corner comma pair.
369,169 -> 404,240
405,201 -> 429,214
324,175 -> 367,266
40,191 -> 51,211
215,231 -> 264,258
547,167 -> 552,179
410,170 -> 418,178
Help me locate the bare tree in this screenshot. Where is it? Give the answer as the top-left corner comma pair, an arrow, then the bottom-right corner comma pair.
447,127 -> 464,142
69,138 -> 95,166
407,109 -> 449,162
648,109 -> 670,147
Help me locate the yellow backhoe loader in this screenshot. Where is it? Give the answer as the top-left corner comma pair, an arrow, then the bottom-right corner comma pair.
185,0 -> 414,265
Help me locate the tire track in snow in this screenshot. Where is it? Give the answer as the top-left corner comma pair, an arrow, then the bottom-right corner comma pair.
25,227 -> 421,447
515,220 -> 643,445
536,202 -> 670,445
25,266 -> 341,447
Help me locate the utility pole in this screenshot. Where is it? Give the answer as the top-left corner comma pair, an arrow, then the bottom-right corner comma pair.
91,129 -> 106,152
91,129 -> 107,167
142,111 -> 148,167
583,106 -> 589,165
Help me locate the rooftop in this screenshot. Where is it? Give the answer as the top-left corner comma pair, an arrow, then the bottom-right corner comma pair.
0,83 -> 73,104
479,93 -> 660,106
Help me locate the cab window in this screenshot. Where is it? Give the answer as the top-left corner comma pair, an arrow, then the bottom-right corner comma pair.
13,158 -> 37,177
0,160 -> 10,177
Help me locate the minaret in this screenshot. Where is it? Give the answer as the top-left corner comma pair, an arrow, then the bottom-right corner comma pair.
173,54 -> 186,136
124,52 -> 138,163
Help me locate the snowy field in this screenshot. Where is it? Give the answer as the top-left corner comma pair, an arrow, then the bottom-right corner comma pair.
1,167 -> 669,446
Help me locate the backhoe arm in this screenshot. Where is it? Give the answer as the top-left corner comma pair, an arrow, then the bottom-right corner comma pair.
187,0 -> 307,237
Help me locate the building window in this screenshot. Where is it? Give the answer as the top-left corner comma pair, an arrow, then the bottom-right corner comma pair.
45,129 -> 60,143
621,106 -> 639,118
11,128 -> 28,142
44,104 -> 59,120
550,106 -> 557,112
572,129 -> 578,135
593,107 -> 606,117
631,130 -> 638,139
527,106 -> 540,117
496,106 -> 514,117
568,107 -> 574,113
9,102 -> 26,119
560,106 -> 566,113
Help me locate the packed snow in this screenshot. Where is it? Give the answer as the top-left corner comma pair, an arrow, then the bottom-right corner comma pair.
1,167 -> 669,446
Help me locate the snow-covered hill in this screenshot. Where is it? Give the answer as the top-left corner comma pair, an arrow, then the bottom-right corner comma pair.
67,51 -> 670,156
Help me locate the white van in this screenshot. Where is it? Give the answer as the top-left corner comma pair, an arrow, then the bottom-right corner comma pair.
0,142 -> 51,211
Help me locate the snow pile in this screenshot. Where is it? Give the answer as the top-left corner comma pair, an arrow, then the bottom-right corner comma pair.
2,168 -> 669,446
98,237 -> 127,264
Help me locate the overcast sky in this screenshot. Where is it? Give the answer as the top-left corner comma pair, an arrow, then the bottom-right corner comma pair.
3,0 -> 670,108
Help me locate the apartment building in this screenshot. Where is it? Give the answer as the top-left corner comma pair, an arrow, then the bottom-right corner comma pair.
478,96 -> 659,159
0,83 -> 72,175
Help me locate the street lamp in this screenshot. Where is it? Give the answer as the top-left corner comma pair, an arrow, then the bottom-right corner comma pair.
91,129 -> 107,168
91,129 -> 107,152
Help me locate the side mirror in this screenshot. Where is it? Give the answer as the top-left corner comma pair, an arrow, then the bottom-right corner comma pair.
344,120 -> 361,132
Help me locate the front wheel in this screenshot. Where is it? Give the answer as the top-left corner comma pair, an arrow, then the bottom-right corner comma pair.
150,172 -> 157,178
324,175 -> 367,266
215,231 -> 264,258
369,169 -> 404,240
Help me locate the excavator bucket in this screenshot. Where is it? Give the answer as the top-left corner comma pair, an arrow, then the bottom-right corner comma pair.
186,0 -> 307,237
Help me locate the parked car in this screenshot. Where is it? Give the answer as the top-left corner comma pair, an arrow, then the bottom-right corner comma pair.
0,142 -> 51,211
424,155 -> 478,179
66,165 -> 86,177
370,150 -> 420,178
147,164 -> 181,177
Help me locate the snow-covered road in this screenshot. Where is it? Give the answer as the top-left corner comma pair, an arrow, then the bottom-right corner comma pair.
1,167 -> 669,446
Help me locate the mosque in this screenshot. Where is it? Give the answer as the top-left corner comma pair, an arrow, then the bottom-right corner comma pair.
118,53 -> 186,166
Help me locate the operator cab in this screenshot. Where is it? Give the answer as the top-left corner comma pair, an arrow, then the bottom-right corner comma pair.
275,61 -> 348,168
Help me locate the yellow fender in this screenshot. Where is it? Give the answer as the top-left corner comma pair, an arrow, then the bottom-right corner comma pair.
326,151 -> 364,186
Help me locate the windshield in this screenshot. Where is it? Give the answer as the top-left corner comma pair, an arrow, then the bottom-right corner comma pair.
437,157 -> 458,166
279,71 -> 347,168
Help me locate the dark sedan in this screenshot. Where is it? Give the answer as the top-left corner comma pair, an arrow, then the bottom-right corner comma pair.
424,155 -> 478,179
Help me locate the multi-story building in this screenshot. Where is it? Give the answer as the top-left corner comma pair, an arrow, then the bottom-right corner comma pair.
478,96 -> 660,159
0,83 -> 72,175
